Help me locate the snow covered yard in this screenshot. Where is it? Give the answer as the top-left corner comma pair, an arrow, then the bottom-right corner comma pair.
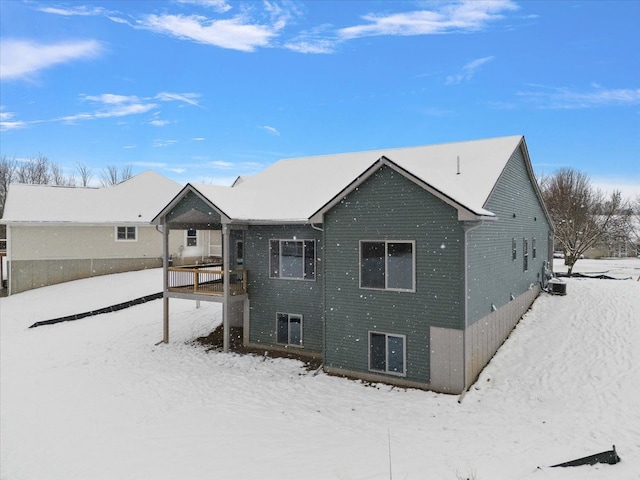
1,260 -> 639,480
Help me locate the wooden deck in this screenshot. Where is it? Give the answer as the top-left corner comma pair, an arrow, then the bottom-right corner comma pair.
167,265 -> 247,296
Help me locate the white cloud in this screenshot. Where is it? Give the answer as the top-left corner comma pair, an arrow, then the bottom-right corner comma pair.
156,92 -> 202,107
0,109 -> 26,131
259,125 -> 280,136
0,39 -> 103,80
284,39 -> 335,54
338,0 -> 518,39
191,137 -> 206,141
177,0 -> 232,13
210,160 -> 234,169
153,139 -> 178,148
80,94 -> 158,118
36,5 -> 108,16
517,84 -> 640,109
138,13 -> 284,52
445,55 -> 494,85
149,119 -> 170,127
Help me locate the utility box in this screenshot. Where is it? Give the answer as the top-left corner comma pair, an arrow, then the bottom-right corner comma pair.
548,278 -> 567,296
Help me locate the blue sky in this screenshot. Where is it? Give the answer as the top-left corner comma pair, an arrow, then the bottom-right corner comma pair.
1,0 -> 639,198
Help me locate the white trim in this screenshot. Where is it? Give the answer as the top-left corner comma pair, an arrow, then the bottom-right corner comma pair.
359,240 -> 416,292
276,312 -> 304,347
368,331 -> 407,377
114,225 -> 138,242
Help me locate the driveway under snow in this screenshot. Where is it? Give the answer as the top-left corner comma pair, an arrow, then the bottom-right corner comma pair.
1,259 -> 639,480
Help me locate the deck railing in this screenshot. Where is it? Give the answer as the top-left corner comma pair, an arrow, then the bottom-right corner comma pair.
167,264 -> 247,296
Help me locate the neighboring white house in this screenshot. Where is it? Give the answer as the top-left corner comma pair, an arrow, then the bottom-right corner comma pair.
0,170 -> 220,295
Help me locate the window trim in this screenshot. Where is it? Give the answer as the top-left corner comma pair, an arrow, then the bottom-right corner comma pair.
359,240 -> 416,292
269,239 -> 316,281
115,226 -> 137,242
523,238 -> 529,272
368,331 -> 407,377
276,312 -> 303,347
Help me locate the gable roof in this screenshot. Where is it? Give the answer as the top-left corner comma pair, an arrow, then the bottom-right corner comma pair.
1,170 -> 181,225
156,135 -> 528,224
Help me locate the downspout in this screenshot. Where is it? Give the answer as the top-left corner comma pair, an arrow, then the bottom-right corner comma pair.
6,224 -> 11,296
458,220 -> 484,403
311,221 -> 325,370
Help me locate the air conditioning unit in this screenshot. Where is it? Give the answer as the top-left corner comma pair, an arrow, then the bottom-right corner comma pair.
548,278 -> 567,296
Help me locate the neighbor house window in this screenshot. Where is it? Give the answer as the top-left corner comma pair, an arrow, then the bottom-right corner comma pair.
369,332 -> 406,376
276,313 -> 303,346
236,240 -> 244,266
360,241 -> 415,291
116,226 -> 137,241
523,238 -> 529,272
512,238 -> 517,261
532,238 -> 537,259
186,228 -> 197,247
269,239 -> 315,280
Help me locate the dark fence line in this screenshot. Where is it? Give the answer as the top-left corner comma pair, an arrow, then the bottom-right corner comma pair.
29,292 -> 163,329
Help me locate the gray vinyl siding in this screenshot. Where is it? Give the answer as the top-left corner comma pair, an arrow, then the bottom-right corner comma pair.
323,166 -> 465,384
244,224 -> 323,353
166,191 -> 222,228
466,146 -> 551,325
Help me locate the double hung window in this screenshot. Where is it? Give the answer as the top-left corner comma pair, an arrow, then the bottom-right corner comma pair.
360,241 -> 414,291
277,313 -> 303,346
270,239 -> 315,280
186,228 -> 197,247
369,332 -> 406,375
116,226 -> 136,241
523,238 -> 529,272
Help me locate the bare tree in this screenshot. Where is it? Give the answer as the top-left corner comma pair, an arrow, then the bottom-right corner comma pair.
0,155 -> 16,219
76,163 -> 93,187
15,154 -> 51,184
50,162 -> 76,187
540,168 -> 625,274
100,165 -> 133,186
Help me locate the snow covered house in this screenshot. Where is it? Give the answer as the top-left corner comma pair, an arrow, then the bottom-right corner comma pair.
0,170 -> 219,295
153,136 -> 553,394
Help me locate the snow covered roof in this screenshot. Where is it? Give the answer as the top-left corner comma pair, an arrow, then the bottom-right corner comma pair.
1,170 -> 181,224
162,135 -> 526,224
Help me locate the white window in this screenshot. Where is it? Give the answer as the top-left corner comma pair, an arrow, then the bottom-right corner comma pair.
512,238 -> 517,261
276,313 -> 303,346
369,332 -> 406,376
269,239 -> 315,280
186,228 -> 197,247
115,226 -> 137,241
360,240 -> 415,291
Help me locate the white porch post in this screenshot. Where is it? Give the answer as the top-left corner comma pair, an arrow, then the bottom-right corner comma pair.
222,223 -> 230,352
162,218 -> 170,344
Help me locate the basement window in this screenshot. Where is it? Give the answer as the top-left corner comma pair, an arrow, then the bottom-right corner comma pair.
369,332 -> 406,376
276,313 -> 303,346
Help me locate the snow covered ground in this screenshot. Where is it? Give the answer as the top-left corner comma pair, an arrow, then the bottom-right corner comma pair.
1,258 -> 639,480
